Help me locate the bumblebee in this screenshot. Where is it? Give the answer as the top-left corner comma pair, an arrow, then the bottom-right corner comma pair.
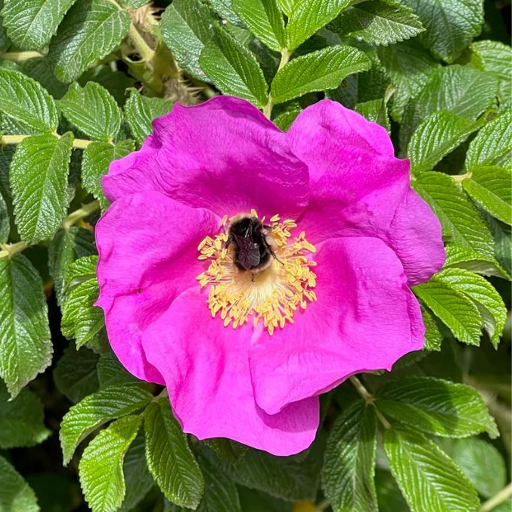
227,215 -> 278,273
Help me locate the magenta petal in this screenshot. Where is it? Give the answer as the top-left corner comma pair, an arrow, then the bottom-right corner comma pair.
95,191 -> 220,383
288,99 -> 444,285
250,237 -> 424,415
141,289 -> 319,456
103,96 -> 309,220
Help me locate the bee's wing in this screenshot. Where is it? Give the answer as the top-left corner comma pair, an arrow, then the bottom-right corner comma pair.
234,234 -> 260,269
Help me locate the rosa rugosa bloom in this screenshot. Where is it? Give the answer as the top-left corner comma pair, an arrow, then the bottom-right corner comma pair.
96,96 -> 445,456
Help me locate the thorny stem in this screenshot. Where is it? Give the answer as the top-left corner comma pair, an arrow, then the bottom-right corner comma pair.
1,134 -> 92,149
479,483 -> 512,512
0,201 -> 100,259
349,376 -> 392,429
263,48 -> 293,120
0,51 -> 45,62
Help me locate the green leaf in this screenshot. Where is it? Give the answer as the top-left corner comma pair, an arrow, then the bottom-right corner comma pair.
435,268 -> 507,348
462,167 -> 511,225
161,0 -> 214,81
209,0 -> 242,24
322,401 -> 378,512
331,0 -> 424,46
355,98 -> 390,133
20,57 -> 69,100
120,432 -> 156,512
376,377 -> 498,438
412,171 -> 494,258
208,442 -> 322,501
66,254 -> 98,283
79,415 -> 142,512
383,427 -> 480,512
60,384 -> 152,465
414,278 -> 483,346
200,27 -> 269,108
144,398 -> 204,509
10,133 -> 73,243
0,189 -> 9,243
271,45 -> 370,104
465,111 -> 512,170
400,0 -> 484,62
58,82 -> 121,142
422,305 -> 443,351
82,140 -> 134,211
444,244 -> 510,280
0,455 -> 39,512
61,276 -> 103,348
195,455 -> 242,512
276,0 -> 297,16
125,89 -> 173,145
0,68 -> 58,133
408,111 -> 481,174
273,108 -> 301,131
450,438 -> 507,499
0,380 -> 50,448
49,0 -> 130,83
205,438 -> 248,464
97,351 -> 138,388
0,254 -> 52,398
472,40 -> 512,107
285,0 -> 351,50
377,40 -> 439,122
1,0 -> 77,50
232,0 -> 285,51
48,227 -> 96,307
79,65 -> 136,106
53,344 -> 99,403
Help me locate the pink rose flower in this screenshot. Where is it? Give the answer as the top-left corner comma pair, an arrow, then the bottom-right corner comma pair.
95,96 -> 445,456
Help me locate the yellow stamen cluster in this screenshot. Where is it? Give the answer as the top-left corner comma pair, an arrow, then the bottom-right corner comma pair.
196,213 -> 317,335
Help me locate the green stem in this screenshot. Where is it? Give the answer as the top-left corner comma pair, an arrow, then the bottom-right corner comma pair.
128,24 -> 155,63
263,48 -> 292,120
0,50 -> 45,62
0,241 -> 28,259
311,499 -> 331,512
452,172 -> 472,183
479,483 -> 512,512
1,134 -> 92,149
350,376 -> 391,429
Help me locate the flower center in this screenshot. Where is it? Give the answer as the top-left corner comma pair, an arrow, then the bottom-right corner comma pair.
196,211 -> 317,335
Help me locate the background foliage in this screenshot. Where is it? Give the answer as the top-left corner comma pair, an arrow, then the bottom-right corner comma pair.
0,0 -> 510,511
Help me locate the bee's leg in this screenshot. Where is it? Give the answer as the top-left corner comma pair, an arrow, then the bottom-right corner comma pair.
263,237 -> 284,265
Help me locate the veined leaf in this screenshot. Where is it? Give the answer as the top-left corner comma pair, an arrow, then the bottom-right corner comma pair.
10,133 -> 73,243
355,99 -> 391,133
408,111 -> 481,174
2,0 -> 77,50
161,0 -> 214,81
82,140 -> 134,210
435,268 -> 507,348
0,455 -> 39,512
271,45 -> 370,104
376,377 -> 498,438
49,0 -> 130,83
125,89 -> 173,145
0,380 -> 50,448
144,398 -> 204,509
285,0 -> 351,50
97,351 -> 138,388
462,166 -> 511,225
331,0 -> 424,46
377,40 -> 439,122
0,189 -> 9,243
232,0 -> 285,51
58,82 -> 121,142
273,108 -> 301,131
66,254 -> 98,283
53,344 -> 99,404
209,0 -> 242,24
60,384 -> 152,465
465,111 -> 512,170
0,254 -> 52,398
444,244 -> 510,280
79,415 -> 142,512
413,278 -> 483,345
384,427 -> 480,512
120,432 -> 156,512
48,227 -> 96,307
399,0 -> 484,62
200,27 -> 268,108
422,305 -> 443,351
276,0 -> 298,16
0,68 -> 58,133
322,401 -> 378,512
413,171 -> 494,257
